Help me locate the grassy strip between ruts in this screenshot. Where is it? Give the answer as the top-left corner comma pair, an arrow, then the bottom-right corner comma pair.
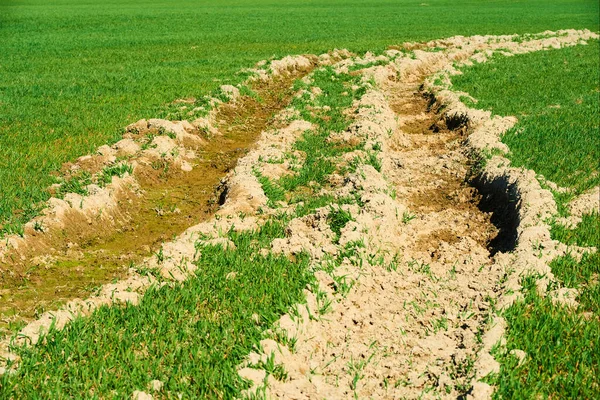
0,66 -> 375,398
1,0 -> 598,233
550,213 -> 600,313
255,65 -> 371,207
453,43 -> 600,398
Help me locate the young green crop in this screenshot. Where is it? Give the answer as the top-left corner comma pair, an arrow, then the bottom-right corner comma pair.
452,42 -> 600,198
492,275 -> 600,399
550,212 -> 600,312
0,221 -> 313,397
256,66 -> 367,207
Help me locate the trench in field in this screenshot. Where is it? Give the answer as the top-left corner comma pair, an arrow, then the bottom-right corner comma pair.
0,68 -> 522,350
260,75 -> 523,398
413,90 -> 518,257
0,72 -> 309,334
357,79 -> 521,396
390,88 -> 505,255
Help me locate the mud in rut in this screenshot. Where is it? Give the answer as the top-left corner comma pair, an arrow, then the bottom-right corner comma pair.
388,85 -> 498,255
266,76 -> 505,399
0,74 -> 305,332
382,82 -> 503,398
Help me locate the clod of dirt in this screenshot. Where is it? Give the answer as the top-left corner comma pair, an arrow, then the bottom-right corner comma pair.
219,85 -> 240,102
271,210 -> 337,260
556,186 -> 600,227
132,390 -> 152,400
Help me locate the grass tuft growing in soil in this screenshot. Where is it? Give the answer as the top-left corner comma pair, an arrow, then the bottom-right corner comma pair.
257,67 -> 367,206
255,66 -> 369,217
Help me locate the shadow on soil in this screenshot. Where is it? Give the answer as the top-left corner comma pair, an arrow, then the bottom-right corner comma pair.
472,175 -> 519,256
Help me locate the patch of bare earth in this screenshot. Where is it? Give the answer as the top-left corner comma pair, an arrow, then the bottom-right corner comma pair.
256,71 -> 503,399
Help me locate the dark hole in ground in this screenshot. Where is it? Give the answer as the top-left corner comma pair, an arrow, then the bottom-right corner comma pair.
218,183 -> 229,206
422,88 -> 437,112
472,174 -> 519,255
444,113 -> 470,131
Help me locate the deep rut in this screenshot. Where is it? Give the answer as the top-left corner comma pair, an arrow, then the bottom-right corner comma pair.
387,83 -> 498,256
381,80 -> 503,397
0,73 -> 307,333
266,77 -> 504,399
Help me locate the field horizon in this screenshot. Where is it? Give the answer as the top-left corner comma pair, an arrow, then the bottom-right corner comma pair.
1,0 -> 599,229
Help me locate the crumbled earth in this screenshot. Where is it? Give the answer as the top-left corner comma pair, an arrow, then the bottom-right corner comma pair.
245,64 -> 504,400
556,186 -> 600,227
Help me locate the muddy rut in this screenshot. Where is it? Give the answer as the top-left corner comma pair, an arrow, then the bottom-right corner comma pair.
0,73 -> 307,332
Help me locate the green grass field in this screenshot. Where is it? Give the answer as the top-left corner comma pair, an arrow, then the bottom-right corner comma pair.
0,221 -> 314,397
1,0 -> 598,232
491,210 -> 600,398
453,42 -> 600,196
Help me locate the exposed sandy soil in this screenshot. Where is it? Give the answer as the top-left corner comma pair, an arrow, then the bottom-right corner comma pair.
556,186 -> 600,227
239,65 -> 503,400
